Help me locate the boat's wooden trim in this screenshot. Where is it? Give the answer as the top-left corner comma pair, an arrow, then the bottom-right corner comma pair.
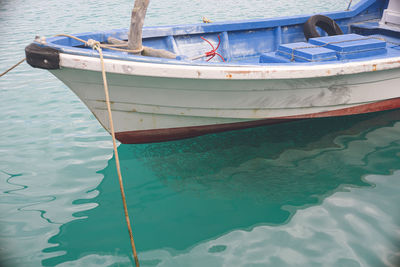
59,53 -> 400,80
115,97 -> 400,144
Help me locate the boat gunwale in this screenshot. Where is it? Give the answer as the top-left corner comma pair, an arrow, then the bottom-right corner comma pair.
58,52 -> 400,79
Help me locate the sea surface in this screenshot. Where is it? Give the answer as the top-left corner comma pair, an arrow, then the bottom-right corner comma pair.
1,0 -> 400,266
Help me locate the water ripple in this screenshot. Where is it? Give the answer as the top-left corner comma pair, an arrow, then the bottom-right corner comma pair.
1,0 -> 398,266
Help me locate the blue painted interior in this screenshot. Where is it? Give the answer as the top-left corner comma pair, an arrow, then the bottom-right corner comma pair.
39,0 -> 400,66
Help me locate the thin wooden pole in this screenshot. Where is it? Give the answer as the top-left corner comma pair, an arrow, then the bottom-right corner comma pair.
126,0 -> 177,58
128,0 -> 150,53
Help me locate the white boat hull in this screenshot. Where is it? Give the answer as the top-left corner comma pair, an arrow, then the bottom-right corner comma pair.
50,54 -> 400,143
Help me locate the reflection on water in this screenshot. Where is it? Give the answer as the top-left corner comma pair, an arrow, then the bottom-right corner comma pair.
42,110 -> 400,266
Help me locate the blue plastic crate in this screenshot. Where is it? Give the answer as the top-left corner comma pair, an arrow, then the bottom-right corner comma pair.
308,34 -> 386,59
276,42 -> 337,62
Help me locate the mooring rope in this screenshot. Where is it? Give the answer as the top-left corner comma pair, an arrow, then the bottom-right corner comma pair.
0,58 -> 26,78
54,34 -> 143,54
346,0 -> 353,11
89,40 -> 140,267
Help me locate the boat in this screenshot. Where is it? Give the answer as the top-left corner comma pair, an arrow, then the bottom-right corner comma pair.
25,0 -> 400,144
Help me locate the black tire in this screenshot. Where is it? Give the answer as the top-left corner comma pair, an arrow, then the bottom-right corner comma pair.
303,15 -> 343,40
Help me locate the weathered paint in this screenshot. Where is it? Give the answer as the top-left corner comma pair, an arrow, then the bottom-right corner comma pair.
59,53 -> 400,80
50,62 -> 400,136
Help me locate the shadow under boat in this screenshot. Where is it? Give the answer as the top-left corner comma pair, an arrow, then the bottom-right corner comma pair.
42,109 -> 400,266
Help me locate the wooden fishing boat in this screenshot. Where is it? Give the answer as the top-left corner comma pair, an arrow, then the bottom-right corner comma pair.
25,0 -> 400,143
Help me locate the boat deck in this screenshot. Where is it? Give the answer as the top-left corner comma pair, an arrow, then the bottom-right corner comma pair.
39,0 -> 400,67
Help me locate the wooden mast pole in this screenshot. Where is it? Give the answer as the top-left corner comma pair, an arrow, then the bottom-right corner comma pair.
128,0 -> 150,54
126,0 -> 176,58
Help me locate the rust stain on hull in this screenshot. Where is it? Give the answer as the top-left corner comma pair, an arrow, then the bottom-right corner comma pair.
225,70 -> 253,75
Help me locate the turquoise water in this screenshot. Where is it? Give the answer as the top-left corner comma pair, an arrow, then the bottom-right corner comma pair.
1,0 -> 400,266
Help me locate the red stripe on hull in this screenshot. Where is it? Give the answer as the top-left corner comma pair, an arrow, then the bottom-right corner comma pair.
115,98 -> 400,144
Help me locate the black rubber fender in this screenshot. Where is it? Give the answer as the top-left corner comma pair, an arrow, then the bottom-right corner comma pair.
303,15 -> 343,40
25,43 -> 60,70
